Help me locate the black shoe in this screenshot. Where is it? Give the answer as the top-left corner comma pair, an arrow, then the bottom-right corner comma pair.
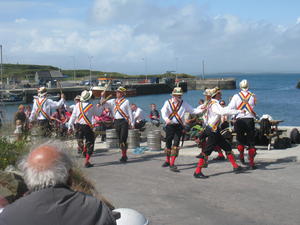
195,154 -> 201,158
169,165 -> 180,172
120,156 -> 128,163
233,166 -> 244,173
248,165 -> 257,170
193,172 -> 209,179
161,162 -> 170,167
213,156 -> 226,161
84,162 -> 94,168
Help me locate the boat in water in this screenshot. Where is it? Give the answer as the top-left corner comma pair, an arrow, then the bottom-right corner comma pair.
92,78 -> 136,98
0,91 -> 25,105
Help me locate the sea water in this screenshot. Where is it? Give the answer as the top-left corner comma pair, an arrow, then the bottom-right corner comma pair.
1,74 -> 300,126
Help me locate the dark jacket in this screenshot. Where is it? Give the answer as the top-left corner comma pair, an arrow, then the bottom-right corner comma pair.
0,185 -> 116,225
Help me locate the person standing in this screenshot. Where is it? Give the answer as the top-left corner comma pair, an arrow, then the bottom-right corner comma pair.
13,105 -> 27,140
193,87 -> 244,179
228,79 -> 257,169
29,87 -> 65,137
68,90 -> 103,168
161,87 -> 202,172
102,87 -> 134,163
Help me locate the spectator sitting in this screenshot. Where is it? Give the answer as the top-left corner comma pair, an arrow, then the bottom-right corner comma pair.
0,142 -> 117,225
131,103 -> 146,130
51,106 -> 69,137
94,107 -> 114,141
149,103 -> 160,127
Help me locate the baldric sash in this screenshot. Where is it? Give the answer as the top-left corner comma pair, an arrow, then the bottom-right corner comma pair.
114,98 -> 129,121
237,91 -> 256,116
77,102 -> 94,128
207,100 -> 220,131
35,98 -> 50,120
168,99 -> 183,125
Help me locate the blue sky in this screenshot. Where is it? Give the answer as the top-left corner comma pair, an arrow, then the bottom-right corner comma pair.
1,0 -> 300,74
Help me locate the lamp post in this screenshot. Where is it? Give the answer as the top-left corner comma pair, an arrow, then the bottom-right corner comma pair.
70,56 -> 76,82
142,57 -> 147,82
202,59 -> 205,80
88,56 -> 93,87
0,45 -> 3,89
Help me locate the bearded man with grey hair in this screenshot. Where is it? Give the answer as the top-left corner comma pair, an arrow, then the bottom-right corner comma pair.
0,142 -> 116,225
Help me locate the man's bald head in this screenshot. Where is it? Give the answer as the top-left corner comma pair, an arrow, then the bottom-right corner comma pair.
28,145 -> 60,171
19,141 -> 73,191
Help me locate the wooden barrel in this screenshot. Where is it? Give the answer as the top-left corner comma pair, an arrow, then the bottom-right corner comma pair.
147,130 -> 161,151
106,129 -> 119,149
128,129 -> 140,149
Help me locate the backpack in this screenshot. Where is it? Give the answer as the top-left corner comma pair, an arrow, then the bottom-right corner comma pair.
290,128 -> 300,144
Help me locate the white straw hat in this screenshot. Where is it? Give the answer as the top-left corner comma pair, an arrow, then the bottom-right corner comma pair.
172,87 -> 183,96
202,88 -> 212,96
239,79 -> 249,91
80,90 -> 93,102
211,87 -> 221,97
37,87 -> 47,97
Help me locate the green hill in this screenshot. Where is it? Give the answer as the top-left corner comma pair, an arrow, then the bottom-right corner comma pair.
0,63 -> 195,80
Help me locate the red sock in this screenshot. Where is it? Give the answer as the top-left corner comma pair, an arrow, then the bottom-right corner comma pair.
170,156 -> 176,166
237,145 -> 244,159
215,146 -> 224,157
83,145 -> 87,154
227,153 -> 239,168
85,153 -> 90,163
195,158 -> 205,174
122,149 -> 127,157
165,155 -> 170,163
248,148 -> 256,166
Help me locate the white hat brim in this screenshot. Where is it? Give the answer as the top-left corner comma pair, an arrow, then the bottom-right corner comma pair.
80,91 -> 93,102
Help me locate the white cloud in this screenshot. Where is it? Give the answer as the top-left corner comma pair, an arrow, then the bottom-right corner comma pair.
15,18 -> 27,24
1,0 -> 300,74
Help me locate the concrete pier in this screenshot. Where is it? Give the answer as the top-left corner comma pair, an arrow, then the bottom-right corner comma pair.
186,77 -> 236,90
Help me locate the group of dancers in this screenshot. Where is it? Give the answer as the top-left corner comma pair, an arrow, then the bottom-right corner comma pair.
27,79 -> 257,178
161,80 -> 257,178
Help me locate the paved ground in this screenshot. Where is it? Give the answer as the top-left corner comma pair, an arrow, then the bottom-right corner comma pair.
74,139 -> 300,225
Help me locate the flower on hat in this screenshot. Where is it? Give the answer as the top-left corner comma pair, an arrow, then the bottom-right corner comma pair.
38,87 -> 47,97
172,87 -> 183,96
116,86 -> 126,92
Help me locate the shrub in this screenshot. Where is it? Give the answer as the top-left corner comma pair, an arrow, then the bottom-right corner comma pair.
0,137 -> 29,170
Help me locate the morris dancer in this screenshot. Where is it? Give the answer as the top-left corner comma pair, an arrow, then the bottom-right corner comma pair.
228,79 -> 257,169
102,87 -> 134,163
68,90 -> 104,168
194,87 -> 244,179
161,87 -> 202,172
29,87 -> 65,137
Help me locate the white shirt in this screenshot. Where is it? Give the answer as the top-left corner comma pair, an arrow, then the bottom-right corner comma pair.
132,107 -> 145,123
68,102 -> 104,127
228,90 -> 256,119
104,97 -> 134,127
197,103 -> 208,126
206,99 -> 241,131
161,98 -> 202,125
29,97 -> 65,121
